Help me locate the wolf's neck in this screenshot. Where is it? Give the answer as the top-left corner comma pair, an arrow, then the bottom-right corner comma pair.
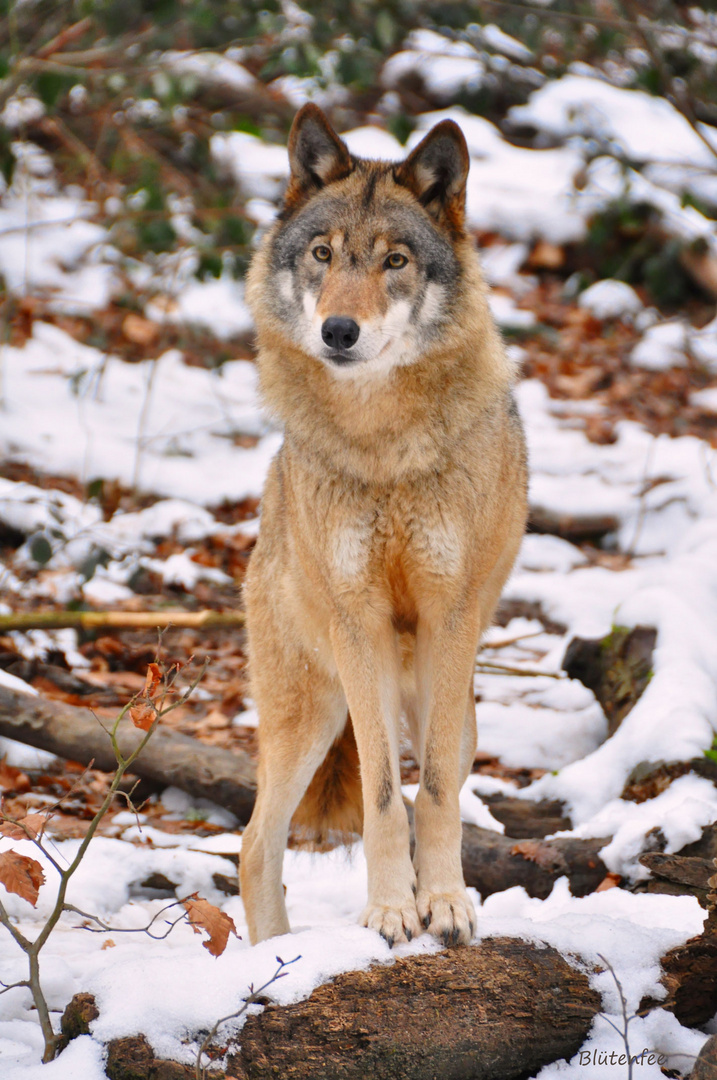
260,329 -> 514,485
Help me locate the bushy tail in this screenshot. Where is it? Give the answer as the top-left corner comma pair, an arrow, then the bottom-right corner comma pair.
291,716 -> 363,847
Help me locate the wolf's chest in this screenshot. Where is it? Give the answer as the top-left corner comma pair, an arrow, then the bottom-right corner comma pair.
328,509 -> 464,589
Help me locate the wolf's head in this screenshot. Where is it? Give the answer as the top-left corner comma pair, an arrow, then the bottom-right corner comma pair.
262,105 -> 470,380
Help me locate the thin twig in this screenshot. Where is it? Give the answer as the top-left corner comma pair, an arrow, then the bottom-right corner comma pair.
195,955 -> 301,1080
475,660 -> 565,679
65,898 -> 191,939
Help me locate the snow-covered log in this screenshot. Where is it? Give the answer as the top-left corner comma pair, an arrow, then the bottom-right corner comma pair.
97,939 -> 600,1080
228,938 -> 600,1080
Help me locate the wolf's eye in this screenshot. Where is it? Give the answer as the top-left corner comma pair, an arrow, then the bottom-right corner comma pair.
313,245 -> 332,263
385,252 -> 408,269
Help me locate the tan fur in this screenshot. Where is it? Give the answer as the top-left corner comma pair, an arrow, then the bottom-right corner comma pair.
239,107 -> 528,948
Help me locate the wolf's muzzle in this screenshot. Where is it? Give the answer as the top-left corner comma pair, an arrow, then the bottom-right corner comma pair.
321,317 -> 360,352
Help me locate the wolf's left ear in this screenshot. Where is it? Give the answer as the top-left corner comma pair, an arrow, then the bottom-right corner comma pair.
286,104 -> 352,205
394,120 -> 469,234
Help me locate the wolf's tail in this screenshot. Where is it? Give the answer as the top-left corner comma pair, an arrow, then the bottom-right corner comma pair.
291,716 -> 363,846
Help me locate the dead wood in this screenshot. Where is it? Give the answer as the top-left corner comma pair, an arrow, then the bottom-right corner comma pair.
655,918 -> 717,1028
528,505 -> 619,542
461,823 -> 608,898
639,852 -> 713,904
229,938 -> 599,1080
63,942 -> 600,1080
692,1033 -> 717,1080
0,685 -> 257,823
481,794 -> 571,838
0,609 -> 244,633
562,625 -> 656,734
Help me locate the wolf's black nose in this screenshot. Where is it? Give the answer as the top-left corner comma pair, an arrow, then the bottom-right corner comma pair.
322,317 -> 360,350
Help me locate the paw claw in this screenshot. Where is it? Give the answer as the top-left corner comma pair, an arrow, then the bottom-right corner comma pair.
416,889 -> 476,948
360,899 -> 421,947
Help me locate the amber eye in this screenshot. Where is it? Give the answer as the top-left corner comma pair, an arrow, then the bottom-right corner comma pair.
313,245 -> 332,263
385,252 -> 408,269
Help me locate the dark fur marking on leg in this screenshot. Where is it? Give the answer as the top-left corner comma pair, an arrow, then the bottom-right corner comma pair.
422,754 -> 443,805
376,757 -> 393,814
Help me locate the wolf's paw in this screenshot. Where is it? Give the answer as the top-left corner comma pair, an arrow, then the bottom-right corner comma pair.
416,888 -> 476,947
360,900 -> 422,948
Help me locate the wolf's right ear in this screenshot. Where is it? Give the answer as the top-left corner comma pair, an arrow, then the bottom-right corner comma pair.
285,104 -> 353,207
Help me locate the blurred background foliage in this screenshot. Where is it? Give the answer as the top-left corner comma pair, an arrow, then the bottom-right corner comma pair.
1,0 -> 717,315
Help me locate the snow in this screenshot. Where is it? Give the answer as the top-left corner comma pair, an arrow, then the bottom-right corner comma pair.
631,315 -> 717,373
0,323 -> 280,503
578,280 -> 643,321
211,131 -> 289,200
161,51 -> 257,95
146,276 -> 254,340
509,74 -> 717,167
381,30 -> 485,101
2,47 -> 717,1080
480,24 -> 534,64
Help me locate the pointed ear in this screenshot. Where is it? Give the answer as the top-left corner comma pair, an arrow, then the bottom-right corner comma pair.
394,120 -> 469,234
285,104 -> 353,207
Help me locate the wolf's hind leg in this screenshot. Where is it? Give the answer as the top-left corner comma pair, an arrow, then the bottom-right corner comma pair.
240,657 -> 347,944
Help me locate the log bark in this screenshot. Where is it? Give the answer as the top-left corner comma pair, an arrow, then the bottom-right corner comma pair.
0,685 -> 257,823
528,505 -> 619,542
656,923 -> 717,1028
229,938 -> 600,1080
481,794 -> 571,838
562,625 -> 656,735
461,824 -> 608,899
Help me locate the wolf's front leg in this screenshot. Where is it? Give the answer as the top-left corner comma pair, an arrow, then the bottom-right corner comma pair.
412,616 -> 480,946
240,651 -> 348,944
330,616 -> 421,947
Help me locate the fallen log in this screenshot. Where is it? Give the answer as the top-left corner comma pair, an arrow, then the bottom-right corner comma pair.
0,686 -> 609,895
83,939 -> 599,1080
528,505 -> 619,542
652,922 -> 717,1028
229,938 -> 600,1080
0,609 -> 245,633
481,793 -> 571,838
562,625 -> 656,735
0,685 -> 257,823
461,824 -> 608,899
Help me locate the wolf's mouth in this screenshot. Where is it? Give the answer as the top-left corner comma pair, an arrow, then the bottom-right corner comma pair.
324,349 -> 363,366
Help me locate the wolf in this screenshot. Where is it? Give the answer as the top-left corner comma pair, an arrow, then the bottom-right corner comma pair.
240,104 -> 527,949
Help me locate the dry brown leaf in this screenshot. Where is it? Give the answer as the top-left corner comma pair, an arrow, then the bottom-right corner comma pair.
0,849 -> 45,906
0,813 -> 47,841
510,839 -> 568,874
122,313 -> 160,346
0,758 -> 31,794
144,663 -> 163,698
183,895 -> 238,957
595,872 -> 622,892
528,241 -> 564,269
129,701 -> 156,731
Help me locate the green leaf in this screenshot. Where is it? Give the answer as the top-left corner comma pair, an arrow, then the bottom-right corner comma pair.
29,535 -> 53,566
